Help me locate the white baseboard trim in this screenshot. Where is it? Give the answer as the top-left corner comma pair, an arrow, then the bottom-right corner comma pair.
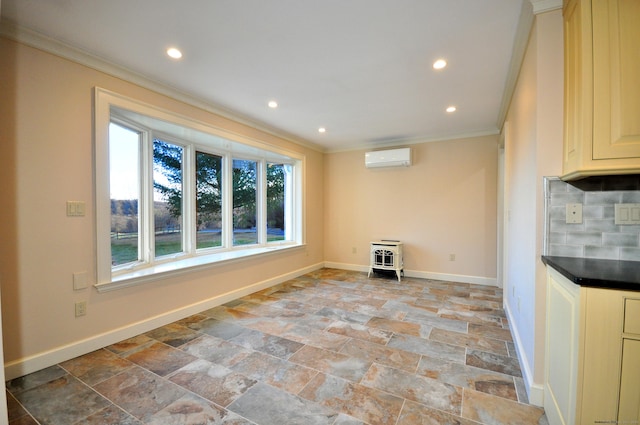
404,269 -> 497,287
504,300 -> 544,407
323,262 -> 369,273
323,262 -> 497,287
4,262 -> 324,380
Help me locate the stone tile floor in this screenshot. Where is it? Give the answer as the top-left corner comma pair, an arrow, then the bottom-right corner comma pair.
6,268 -> 548,425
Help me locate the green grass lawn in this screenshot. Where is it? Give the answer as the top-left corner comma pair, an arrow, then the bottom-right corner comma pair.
112,231 -> 284,266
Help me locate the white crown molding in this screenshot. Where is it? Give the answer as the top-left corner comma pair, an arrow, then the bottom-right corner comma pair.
530,0 -> 562,14
326,128 -> 500,154
0,20 -> 325,154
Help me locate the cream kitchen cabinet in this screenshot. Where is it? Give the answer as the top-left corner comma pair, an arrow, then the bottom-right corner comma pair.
545,267 -> 640,424
562,0 -> 640,180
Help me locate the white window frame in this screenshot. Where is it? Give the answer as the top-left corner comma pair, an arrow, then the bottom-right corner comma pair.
94,87 -> 304,292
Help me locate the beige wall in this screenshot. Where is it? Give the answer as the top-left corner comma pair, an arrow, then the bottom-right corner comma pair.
0,38 -> 324,377
324,136 -> 498,283
502,8 -> 563,405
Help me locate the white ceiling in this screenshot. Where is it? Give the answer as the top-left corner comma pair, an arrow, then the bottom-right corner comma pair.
1,0 -> 532,151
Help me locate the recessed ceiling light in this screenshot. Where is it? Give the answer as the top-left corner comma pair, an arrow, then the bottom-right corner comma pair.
446,106 -> 457,113
318,127 -> 326,133
268,100 -> 278,108
166,47 -> 183,59
433,59 -> 447,70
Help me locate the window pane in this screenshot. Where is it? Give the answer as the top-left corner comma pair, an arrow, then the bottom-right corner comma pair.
109,122 -> 140,266
233,159 -> 257,246
196,151 -> 223,249
267,163 -> 286,242
153,139 -> 183,257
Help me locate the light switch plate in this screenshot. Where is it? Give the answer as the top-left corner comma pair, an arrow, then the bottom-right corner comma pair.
615,203 -> 640,225
566,203 -> 583,224
73,271 -> 88,290
66,201 -> 86,217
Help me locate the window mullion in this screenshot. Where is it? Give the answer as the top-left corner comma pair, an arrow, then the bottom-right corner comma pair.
141,130 -> 154,263
222,155 -> 233,248
284,164 -> 293,242
257,160 -> 267,245
183,145 -> 195,254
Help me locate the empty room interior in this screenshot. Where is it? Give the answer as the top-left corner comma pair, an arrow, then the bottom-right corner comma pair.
2,0 -> 640,424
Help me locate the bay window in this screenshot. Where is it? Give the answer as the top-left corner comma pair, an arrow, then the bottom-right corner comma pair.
94,88 -> 304,291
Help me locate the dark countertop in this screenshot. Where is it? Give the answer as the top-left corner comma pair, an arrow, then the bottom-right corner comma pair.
542,256 -> 640,291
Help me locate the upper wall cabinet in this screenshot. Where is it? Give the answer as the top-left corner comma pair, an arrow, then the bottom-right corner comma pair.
563,0 -> 640,180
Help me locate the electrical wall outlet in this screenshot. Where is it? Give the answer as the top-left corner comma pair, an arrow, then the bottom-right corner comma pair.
449,254 -> 456,261
75,301 -> 87,317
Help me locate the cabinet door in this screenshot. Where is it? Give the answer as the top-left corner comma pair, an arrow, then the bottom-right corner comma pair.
545,270 -> 581,425
618,338 -> 640,422
592,0 -> 640,160
563,0 -> 591,173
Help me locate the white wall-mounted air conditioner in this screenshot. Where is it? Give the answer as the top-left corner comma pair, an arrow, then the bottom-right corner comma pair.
365,148 -> 411,168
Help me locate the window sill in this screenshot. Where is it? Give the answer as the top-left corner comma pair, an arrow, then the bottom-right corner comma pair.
95,243 -> 304,293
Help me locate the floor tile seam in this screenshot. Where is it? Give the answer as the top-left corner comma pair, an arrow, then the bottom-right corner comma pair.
285,340 -> 310,361
361,379 -> 464,421
102,361 -> 243,421
114,335 -> 171,358
410,354 -> 423,375
228,352 -> 321,390
429,328 -> 513,354
457,387 -> 504,425
286,357 -> 371,388
56,355 -> 137,389
461,385 -> 545,414
330,413 -> 374,425
232,340 -> 320,372
240,296 -> 323,316
361,360 -> 467,413
416,364 -> 525,405
396,315 -> 472,336
438,311 -> 507,325
202,315 -> 309,350
464,348 -> 523,379
420,353 -> 523,385
363,317 -> 428,340
255,304 -> 370,332
392,398 -> 407,425
5,367 -> 62,397
319,287 -> 409,303
68,369 -> 142,423
298,368 -> 406,423
467,322 -> 513,342
376,331 -> 442,363
403,397 -> 475,424
430,339 -> 510,358
465,345 -> 519,361
70,403 -> 138,425
125,337 -> 202,370
164,365 -> 257,412
173,378 -> 265,423
6,390 -> 39,424
511,375 -> 524,404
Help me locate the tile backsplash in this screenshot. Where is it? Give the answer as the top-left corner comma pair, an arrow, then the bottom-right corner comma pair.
545,177 -> 640,261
